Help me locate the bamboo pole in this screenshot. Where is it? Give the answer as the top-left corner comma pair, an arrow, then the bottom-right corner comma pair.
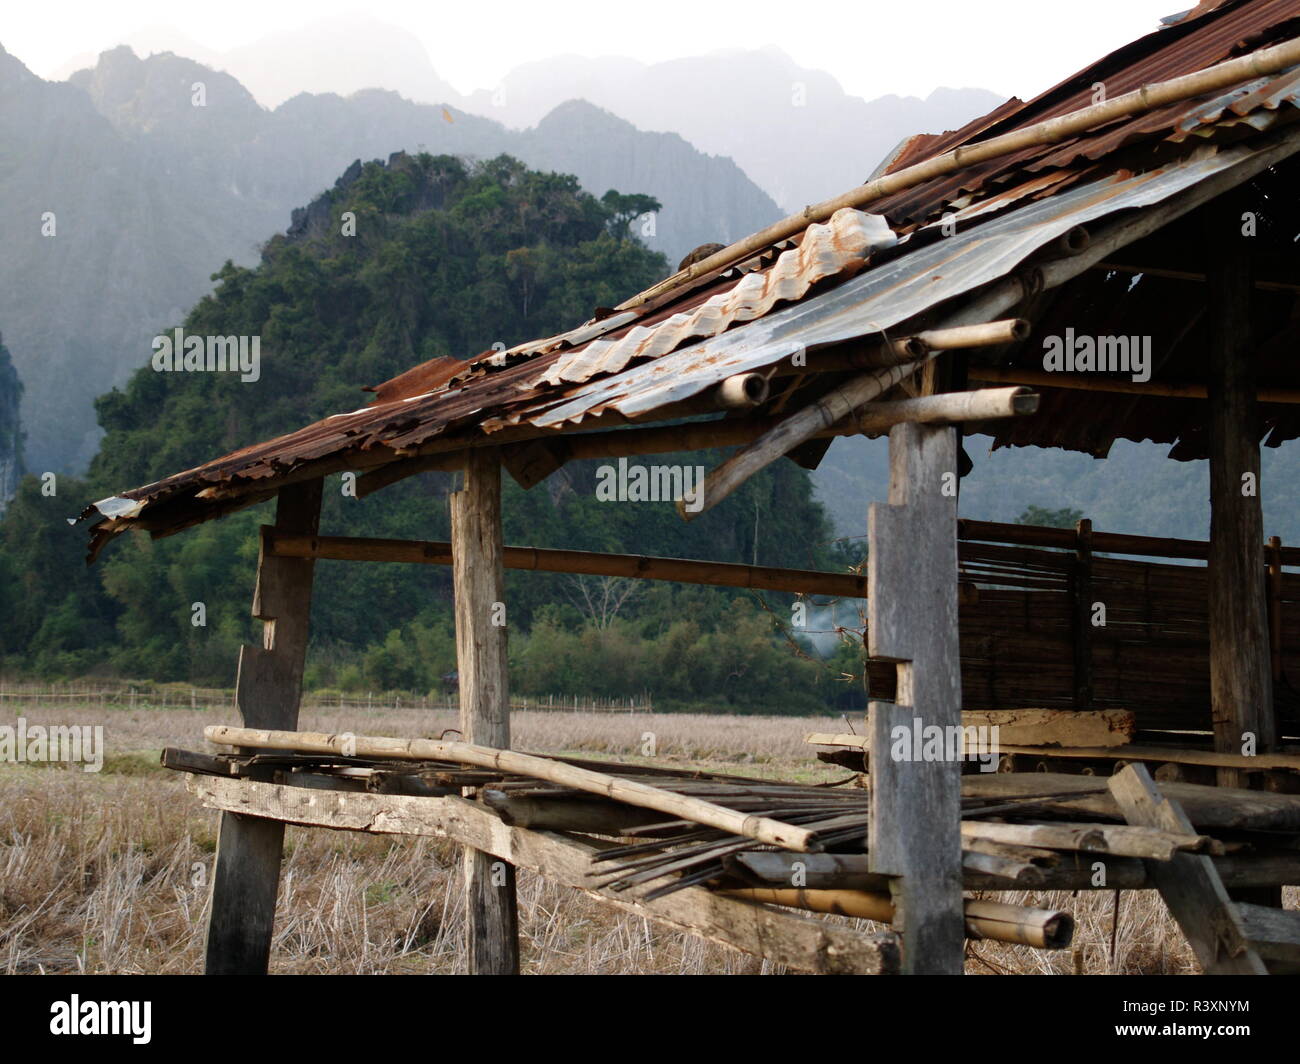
680,361 -> 924,520
842,387 -> 1037,434
720,888 -> 1074,949
714,373 -> 769,409
266,531 -> 869,598
520,385 -> 1037,468
617,36 -> 1300,312
203,725 -> 818,851
914,319 -> 1029,350
681,319 -> 1027,519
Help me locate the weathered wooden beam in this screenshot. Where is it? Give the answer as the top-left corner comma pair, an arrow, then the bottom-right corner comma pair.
1108,764 -> 1267,974
867,422 -> 965,974
969,367 -> 1300,404
186,775 -> 900,974
1236,903 -> 1300,970
965,771 -> 1300,832
958,516 -> 1300,566
451,448 -> 518,975
1093,260 -> 1300,293
1207,198 -> 1275,789
204,478 -> 322,976
265,531 -> 869,599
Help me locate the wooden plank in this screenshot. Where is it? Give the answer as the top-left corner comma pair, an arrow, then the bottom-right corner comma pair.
205,479 -> 322,976
960,820 -> 1211,861
187,775 -> 900,974
867,422 -> 964,973
1107,764 -> 1266,974
807,708 -> 1135,751
451,447 -> 518,976
1207,200 -> 1275,788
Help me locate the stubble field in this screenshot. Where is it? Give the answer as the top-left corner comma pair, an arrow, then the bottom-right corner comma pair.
0,695 -> 1219,975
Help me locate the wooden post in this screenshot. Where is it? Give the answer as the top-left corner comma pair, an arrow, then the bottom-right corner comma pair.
1072,518 -> 1094,709
867,422 -> 965,974
1267,535 -> 1283,685
1109,764 -> 1266,974
1206,201 -> 1274,790
451,448 -> 519,975
204,479 -> 322,974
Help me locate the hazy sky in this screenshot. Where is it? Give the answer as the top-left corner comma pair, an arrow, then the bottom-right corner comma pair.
12,0 -> 1188,101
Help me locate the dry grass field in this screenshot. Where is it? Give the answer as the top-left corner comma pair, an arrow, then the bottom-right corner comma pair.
0,694 -> 1259,975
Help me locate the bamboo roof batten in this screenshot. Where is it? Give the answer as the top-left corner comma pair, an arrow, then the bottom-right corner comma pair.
619,36 -> 1300,311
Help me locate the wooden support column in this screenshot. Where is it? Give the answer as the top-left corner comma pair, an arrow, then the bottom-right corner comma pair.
1206,201 -> 1274,790
867,422 -> 965,974
451,448 -> 519,975
1072,518 -> 1094,709
205,478 -> 322,974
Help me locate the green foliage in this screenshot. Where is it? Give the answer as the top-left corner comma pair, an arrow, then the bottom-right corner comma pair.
1016,505 -> 1085,529
1,153 -> 849,712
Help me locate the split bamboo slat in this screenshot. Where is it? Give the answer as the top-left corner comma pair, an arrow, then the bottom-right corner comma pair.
870,529 -> 1300,733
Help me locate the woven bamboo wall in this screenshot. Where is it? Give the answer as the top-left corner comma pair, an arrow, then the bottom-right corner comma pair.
867,539 -> 1300,736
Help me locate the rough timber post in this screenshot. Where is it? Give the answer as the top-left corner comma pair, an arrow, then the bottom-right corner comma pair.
205,478 -> 322,974
867,422 -> 965,974
1206,200 -> 1274,790
451,447 -> 519,974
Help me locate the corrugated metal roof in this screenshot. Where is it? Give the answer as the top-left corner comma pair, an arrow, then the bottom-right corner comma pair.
518,146 -> 1271,428
539,209 -> 897,387
82,0 -> 1300,547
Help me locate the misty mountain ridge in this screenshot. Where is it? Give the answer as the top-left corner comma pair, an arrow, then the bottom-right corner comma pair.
56,19 -> 1004,213
0,43 -> 781,472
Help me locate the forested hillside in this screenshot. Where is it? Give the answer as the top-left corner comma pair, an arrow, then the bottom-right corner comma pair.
0,43 -> 781,472
0,153 -> 856,713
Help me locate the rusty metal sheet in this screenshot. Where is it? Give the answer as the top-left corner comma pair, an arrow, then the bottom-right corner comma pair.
525,147 -> 1258,428
871,0 -> 1300,229
539,209 -> 896,387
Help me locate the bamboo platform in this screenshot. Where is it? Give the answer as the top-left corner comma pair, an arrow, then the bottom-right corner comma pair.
166,725 -> 1300,975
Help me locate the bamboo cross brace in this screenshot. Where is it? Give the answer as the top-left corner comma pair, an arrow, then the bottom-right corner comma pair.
681,360 -> 924,520
204,725 -> 818,851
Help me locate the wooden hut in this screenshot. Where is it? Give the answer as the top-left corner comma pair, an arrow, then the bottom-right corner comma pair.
84,0 -> 1300,974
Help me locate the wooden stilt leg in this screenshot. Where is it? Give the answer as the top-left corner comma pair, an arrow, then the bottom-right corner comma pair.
867,423 -> 965,974
451,449 -> 519,975
204,480 -> 322,974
